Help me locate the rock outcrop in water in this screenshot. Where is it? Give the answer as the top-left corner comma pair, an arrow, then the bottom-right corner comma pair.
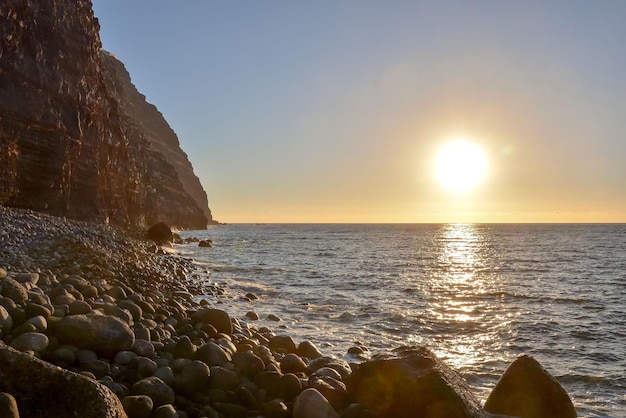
0,0 -> 212,228
485,354 -> 577,418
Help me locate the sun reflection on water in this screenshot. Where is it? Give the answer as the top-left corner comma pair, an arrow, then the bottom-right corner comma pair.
423,223 -> 509,383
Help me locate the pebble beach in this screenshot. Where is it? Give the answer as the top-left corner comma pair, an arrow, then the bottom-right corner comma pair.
0,207 -> 578,418
0,207 -> 357,418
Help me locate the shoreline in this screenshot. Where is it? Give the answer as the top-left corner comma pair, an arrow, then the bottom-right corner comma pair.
0,207 -> 578,418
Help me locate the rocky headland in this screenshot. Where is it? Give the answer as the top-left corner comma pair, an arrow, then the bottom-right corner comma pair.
0,0 -> 213,228
0,207 -> 578,418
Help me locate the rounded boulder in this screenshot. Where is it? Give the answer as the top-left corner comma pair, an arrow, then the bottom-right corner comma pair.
131,376 -> 175,407
293,388 -> 340,418
191,308 -> 232,335
1,278 -> 27,304
56,314 -> 135,358
484,354 -> 577,418
10,332 -> 49,353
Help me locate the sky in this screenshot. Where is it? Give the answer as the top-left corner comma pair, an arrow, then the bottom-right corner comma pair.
92,1 -> 626,223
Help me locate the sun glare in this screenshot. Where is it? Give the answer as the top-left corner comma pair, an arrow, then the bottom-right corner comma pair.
435,139 -> 488,193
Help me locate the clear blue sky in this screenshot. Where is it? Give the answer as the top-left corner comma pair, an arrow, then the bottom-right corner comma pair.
92,1 -> 626,223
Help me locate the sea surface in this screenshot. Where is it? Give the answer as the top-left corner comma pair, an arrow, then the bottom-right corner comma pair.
177,223 -> 626,417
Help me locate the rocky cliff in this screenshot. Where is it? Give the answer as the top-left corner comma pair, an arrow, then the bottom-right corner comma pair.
0,0 -> 212,229
100,51 -> 214,225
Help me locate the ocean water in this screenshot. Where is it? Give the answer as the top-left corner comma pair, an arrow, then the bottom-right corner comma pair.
177,224 -> 626,417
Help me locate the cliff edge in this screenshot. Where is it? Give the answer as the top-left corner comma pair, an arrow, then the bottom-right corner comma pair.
100,51 -> 214,225
0,0 -> 213,229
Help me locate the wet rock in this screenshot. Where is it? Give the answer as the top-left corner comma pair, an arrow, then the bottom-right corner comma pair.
345,346 -> 485,418
56,314 -> 135,358
198,240 -> 213,248
293,388 -> 340,418
131,376 -> 175,407
245,311 -> 260,320
0,342 -> 126,417
267,314 -> 282,322
484,354 -> 577,418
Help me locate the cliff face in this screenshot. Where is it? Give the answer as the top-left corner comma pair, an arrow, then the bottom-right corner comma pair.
0,0 -> 211,229
100,51 -> 214,224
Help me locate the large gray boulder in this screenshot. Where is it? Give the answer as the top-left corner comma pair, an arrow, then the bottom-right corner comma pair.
0,342 -> 127,418
484,354 -> 577,418
345,346 -> 487,418
56,314 -> 135,358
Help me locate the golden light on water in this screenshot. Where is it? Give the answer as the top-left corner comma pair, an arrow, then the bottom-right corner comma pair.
427,224 -> 507,373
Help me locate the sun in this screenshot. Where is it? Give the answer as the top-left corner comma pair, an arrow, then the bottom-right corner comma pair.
434,139 -> 488,193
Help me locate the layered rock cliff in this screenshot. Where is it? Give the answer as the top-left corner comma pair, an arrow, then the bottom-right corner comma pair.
100,51 -> 214,224
0,0 -> 213,229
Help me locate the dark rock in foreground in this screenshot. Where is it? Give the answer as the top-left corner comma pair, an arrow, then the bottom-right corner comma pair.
485,354 -> 577,418
0,342 -> 127,418
346,346 -> 487,418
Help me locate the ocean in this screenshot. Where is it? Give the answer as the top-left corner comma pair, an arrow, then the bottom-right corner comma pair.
177,223 -> 626,418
